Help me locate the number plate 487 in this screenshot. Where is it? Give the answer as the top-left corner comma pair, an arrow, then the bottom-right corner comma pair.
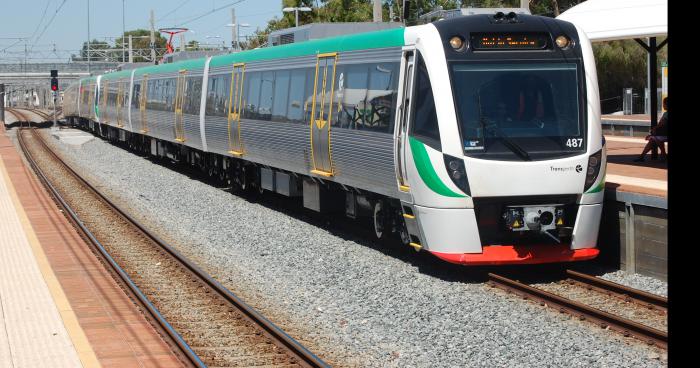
566,138 -> 583,148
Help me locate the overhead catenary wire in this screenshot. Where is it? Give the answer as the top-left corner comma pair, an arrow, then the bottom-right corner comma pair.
30,0 -> 68,53
28,0 -> 51,45
156,0 -> 192,22
174,0 -> 248,27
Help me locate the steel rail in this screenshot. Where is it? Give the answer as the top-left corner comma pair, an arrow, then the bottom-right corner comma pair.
21,127 -> 329,368
565,269 -> 667,312
488,273 -> 667,349
17,127 -> 204,368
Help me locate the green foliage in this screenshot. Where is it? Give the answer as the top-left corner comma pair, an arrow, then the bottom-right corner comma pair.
593,38 -> 668,102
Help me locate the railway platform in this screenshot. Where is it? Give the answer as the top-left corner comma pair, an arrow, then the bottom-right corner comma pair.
599,134 -> 667,281
0,123 -> 183,367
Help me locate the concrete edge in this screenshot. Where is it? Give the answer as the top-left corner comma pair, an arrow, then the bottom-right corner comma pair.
604,187 -> 667,209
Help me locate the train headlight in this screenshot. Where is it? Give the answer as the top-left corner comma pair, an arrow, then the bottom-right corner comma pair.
555,36 -> 570,49
449,36 -> 465,51
584,149 -> 603,191
443,154 -> 470,195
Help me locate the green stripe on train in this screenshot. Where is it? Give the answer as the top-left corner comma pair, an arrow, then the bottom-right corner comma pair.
79,27 -> 405,85
409,137 -> 466,198
209,27 -> 405,68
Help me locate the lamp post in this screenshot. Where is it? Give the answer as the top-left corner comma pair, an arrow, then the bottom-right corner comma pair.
122,0 -> 126,62
282,7 -> 312,28
205,35 -> 221,50
226,23 -> 249,51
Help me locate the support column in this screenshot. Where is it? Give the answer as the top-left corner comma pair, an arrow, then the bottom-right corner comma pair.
0,84 -> 5,124
648,37 -> 658,159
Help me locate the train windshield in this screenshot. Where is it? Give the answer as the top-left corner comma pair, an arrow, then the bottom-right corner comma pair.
451,62 -> 585,161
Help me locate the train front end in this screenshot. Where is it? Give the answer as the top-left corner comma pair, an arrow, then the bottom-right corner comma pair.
400,13 -> 604,265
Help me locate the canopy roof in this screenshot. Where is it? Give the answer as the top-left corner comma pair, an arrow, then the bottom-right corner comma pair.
557,0 -> 667,42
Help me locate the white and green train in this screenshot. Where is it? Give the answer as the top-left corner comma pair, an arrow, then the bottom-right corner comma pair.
63,12 -> 605,265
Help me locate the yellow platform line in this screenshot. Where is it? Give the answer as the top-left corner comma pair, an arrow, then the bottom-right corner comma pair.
0,159 -> 101,368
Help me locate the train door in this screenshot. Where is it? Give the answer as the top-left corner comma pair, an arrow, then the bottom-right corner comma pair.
116,81 -> 124,128
395,49 -> 416,196
139,74 -> 149,133
174,70 -> 187,142
88,83 -> 95,121
227,63 -> 245,155
310,53 -> 338,177
101,79 -> 109,124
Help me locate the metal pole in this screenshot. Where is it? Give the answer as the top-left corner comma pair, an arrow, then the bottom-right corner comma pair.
648,37 -> 658,159
87,0 -> 91,74
237,24 -> 240,51
53,90 -> 57,129
295,9 -> 299,28
129,35 -> 133,63
150,10 -> 156,64
122,0 -> 126,62
231,8 -> 236,51
0,84 -> 5,124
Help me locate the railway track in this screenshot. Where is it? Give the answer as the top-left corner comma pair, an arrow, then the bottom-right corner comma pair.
488,270 -> 667,349
17,126 -> 328,368
7,107 -> 59,123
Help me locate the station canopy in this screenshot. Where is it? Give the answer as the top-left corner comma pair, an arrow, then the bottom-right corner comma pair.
556,0 -> 667,42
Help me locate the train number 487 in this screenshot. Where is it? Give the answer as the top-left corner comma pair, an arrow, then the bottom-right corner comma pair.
565,138 -> 583,148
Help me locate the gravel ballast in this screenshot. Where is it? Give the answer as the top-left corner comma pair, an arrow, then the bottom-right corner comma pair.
33,127 -> 668,367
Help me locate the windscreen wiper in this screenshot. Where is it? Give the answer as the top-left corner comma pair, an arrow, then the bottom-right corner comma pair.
484,124 -> 532,161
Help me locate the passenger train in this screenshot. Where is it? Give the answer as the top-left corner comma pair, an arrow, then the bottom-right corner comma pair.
63,13 -> 605,265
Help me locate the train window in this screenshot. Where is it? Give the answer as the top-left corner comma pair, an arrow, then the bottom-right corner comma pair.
335,64 -> 369,129
205,76 -> 216,115
451,62 -> 583,159
411,56 -> 441,150
272,70 -> 290,122
287,69 -> 307,124
258,71 -> 274,121
132,82 -> 140,108
366,63 -> 398,133
244,72 -> 262,119
184,76 -> 202,115
206,73 -> 230,117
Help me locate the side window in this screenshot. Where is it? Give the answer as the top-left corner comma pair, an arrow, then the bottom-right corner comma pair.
411,55 -> 441,150
184,76 -> 202,115
287,69 -> 306,124
272,70 -> 290,122
244,72 -> 262,119
258,71 -> 274,121
205,74 -> 229,117
219,73 -> 231,116
132,82 -> 140,108
303,68 -> 315,124
329,65 -> 344,127
366,63 -> 399,133
336,64 -> 369,129
205,75 -> 217,115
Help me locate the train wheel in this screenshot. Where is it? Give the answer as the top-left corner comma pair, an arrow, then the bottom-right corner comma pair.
373,201 -> 389,240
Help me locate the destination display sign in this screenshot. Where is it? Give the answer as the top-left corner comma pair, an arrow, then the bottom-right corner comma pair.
471,33 -> 549,50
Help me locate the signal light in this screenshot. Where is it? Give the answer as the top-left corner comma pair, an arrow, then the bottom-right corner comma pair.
51,77 -> 58,91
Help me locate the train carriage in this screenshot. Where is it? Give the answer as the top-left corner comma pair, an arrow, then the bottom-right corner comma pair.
64,12 -> 605,266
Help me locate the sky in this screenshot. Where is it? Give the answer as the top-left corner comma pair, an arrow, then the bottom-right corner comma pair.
0,0 -> 287,63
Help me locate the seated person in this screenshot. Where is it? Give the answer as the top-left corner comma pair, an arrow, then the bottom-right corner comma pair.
634,97 -> 668,162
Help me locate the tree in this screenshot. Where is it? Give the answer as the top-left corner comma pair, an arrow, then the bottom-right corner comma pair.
593,38 -> 668,112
